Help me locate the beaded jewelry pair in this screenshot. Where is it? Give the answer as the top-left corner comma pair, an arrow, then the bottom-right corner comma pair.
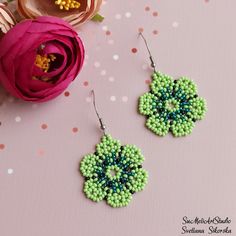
80,34 -> 207,208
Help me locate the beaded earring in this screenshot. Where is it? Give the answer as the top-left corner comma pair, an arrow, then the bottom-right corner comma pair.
138,33 -> 207,137
80,91 -> 148,208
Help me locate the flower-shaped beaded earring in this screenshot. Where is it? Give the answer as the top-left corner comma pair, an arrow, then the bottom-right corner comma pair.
80,91 -> 148,208
138,33 -> 207,137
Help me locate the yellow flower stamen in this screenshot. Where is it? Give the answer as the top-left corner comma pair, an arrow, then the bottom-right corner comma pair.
35,54 -> 56,73
54,0 -> 81,11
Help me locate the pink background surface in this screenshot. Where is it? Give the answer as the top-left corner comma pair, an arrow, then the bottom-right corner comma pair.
0,0 -> 236,235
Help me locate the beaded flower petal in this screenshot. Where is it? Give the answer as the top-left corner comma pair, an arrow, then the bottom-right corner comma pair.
139,72 -> 207,137
80,134 -> 148,208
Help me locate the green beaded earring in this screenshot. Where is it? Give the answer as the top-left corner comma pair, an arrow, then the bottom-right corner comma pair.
138,33 -> 207,137
80,91 -> 148,208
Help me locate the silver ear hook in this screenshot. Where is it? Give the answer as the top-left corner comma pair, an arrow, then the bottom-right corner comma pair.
91,90 -> 106,135
139,32 -> 157,72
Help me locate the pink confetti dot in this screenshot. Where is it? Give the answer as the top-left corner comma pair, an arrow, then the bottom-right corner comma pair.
83,81 -> 89,87
205,0 -> 209,2
41,124 -> 48,130
153,11 -> 158,17
145,6 -> 150,11
145,79 -> 151,85
0,144 -> 5,150
131,48 -> 138,54
153,30 -> 159,35
38,149 -> 45,156
72,127 -> 79,133
106,30 -> 111,36
64,91 -> 70,97
138,27 -> 144,33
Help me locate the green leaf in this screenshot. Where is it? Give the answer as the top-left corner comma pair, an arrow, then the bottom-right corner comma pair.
91,13 -> 104,22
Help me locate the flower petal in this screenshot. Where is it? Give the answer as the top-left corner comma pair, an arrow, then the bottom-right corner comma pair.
171,118 -> 195,137
139,92 -> 157,116
107,190 -> 132,208
146,115 -> 170,136
84,179 -> 107,202
120,145 -> 144,166
96,134 -> 121,158
80,154 -> 100,178
189,97 -> 207,120
150,72 -> 174,97
128,169 -> 148,193
174,77 -> 197,99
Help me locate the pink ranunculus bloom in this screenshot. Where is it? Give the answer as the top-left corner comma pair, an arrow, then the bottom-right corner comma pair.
0,16 -> 84,102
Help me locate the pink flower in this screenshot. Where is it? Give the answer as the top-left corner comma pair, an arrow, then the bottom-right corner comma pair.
0,16 -> 84,102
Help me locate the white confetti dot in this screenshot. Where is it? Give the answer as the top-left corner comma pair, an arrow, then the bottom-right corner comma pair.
113,54 -> 119,61
172,21 -> 179,28
125,12 -> 132,18
7,168 -> 14,175
102,25 -> 108,31
110,96 -> 116,102
86,97 -> 92,103
100,70 -> 107,76
108,76 -> 115,82
122,96 -> 128,102
115,14 -> 122,20
15,116 -> 21,122
108,39 -> 114,45
94,62 -> 101,68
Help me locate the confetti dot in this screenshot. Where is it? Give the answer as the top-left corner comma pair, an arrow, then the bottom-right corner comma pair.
85,54 -> 89,60
0,144 -> 5,150
15,116 -> 21,123
83,81 -> 89,87
145,6 -> 150,11
72,127 -> 78,133
100,70 -> 107,76
138,27 -> 144,33
125,12 -> 132,18
86,97 -> 92,103
145,79 -> 151,85
7,168 -> 13,175
106,30 -> 111,36
131,48 -> 138,54
102,25 -> 108,31
153,30 -> 158,35
94,62 -> 101,68
115,14 -> 122,20
108,76 -> 115,82
122,96 -> 128,102
38,149 -> 45,156
172,21 -> 179,28
205,0 -> 210,2
110,96 -> 116,102
64,91 -> 70,97
41,124 -> 48,130
113,54 -> 119,61
153,11 -> 158,17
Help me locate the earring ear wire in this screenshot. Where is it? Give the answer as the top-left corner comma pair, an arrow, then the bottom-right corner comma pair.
139,32 -> 157,72
91,90 -> 106,135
